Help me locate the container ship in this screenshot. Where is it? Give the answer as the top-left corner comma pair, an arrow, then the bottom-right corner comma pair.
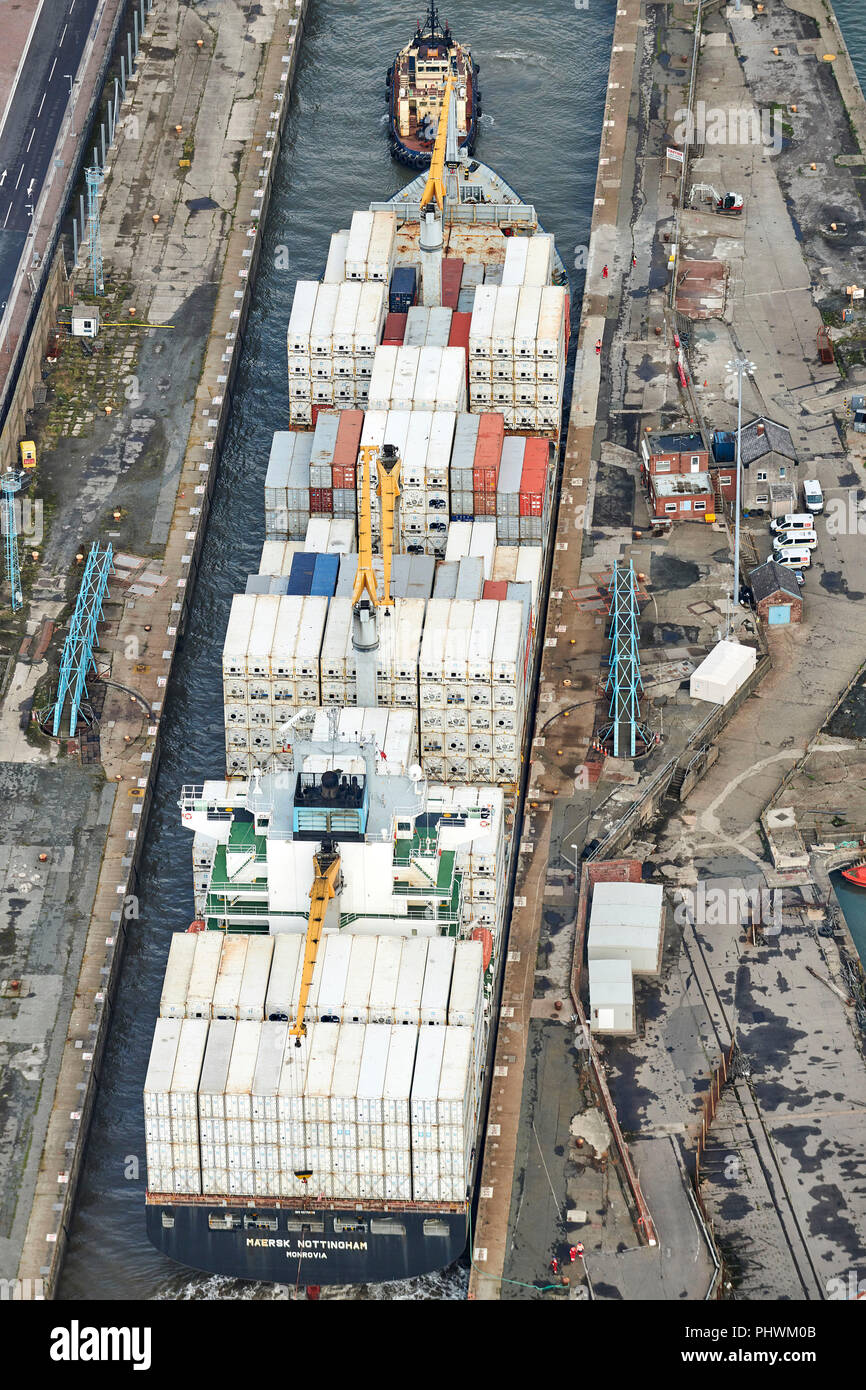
386,5 -> 480,169
144,78 -> 570,1287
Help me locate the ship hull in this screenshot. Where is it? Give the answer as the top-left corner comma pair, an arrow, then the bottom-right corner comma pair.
146,1198 -> 467,1286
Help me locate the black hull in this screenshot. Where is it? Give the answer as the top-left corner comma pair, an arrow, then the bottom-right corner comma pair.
146,1200 -> 467,1287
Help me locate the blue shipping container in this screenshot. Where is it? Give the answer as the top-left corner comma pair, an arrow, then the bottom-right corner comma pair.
288,551 -> 316,595
310,553 -> 339,596
389,266 -> 417,313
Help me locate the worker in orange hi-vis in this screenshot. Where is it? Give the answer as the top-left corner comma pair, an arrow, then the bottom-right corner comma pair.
595,339 -> 602,356
602,264 -> 608,278
549,1257 -> 559,1276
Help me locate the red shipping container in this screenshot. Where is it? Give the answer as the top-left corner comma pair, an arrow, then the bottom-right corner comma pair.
332,464 -> 356,490
333,410 -> 364,468
448,311 -> 472,351
441,257 -> 464,310
483,580 -> 508,600
522,436 -> 549,469
473,491 -> 497,517
473,413 -> 506,493
311,405 -> 321,429
382,311 -> 407,346
309,488 -> 333,514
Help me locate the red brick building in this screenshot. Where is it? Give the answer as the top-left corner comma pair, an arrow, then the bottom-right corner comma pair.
648,472 -> 715,521
641,430 -> 709,476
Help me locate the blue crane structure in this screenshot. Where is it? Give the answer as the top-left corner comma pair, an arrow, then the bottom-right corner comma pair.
48,542 -> 114,737
1,471 -> 25,611
599,559 -> 652,759
86,166 -> 105,297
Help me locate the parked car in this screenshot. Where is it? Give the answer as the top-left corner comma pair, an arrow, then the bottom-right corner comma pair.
770,512 -> 816,535
773,530 -> 817,551
803,479 -> 824,514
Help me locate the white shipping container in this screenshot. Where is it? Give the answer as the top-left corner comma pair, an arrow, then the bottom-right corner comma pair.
354,282 -> 387,355
197,1019 -> 236,1120
303,1022 -> 340,1122
277,1030 -> 312,1120
514,286 -> 543,356
251,1021 -> 289,1121
287,280 -> 319,354
445,522 -> 472,564
369,937 -> 404,1023
316,933 -> 353,1021
223,594 -> 257,676
143,1018 -> 182,1119
410,1027 -> 447,1125
437,1026 -> 474,1124
356,1024 -> 392,1122
342,935 -> 379,1023
448,940 -> 485,1027
224,1020 -> 262,1119
414,346 -> 441,412
329,1025 -> 367,1123
469,285 -> 497,357
491,287 -> 520,356
536,285 -> 567,358
469,521 -> 497,580
501,236 -> 529,287
366,208 -> 397,281
367,346 -> 398,412
393,936 -> 429,1026
265,934 -> 303,1021
310,282 -> 341,356
391,346 -> 420,408
160,933 -> 198,1020
272,596 -> 305,679
169,1018 -> 210,1126
345,209 -> 374,280
333,280 -> 363,355
323,229 -> 349,283
419,936 -> 456,1026
212,935 -> 249,1021
304,517 -> 331,553
383,1024 -> 418,1125
186,932 -> 224,1019
435,348 -> 467,411
523,233 -> 554,287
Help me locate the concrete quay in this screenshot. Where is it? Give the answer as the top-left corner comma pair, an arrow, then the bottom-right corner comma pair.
471,0 -> 866,1301
2,0 -> 309,1297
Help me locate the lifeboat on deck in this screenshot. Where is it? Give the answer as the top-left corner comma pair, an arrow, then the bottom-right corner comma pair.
841,862 -> 866,887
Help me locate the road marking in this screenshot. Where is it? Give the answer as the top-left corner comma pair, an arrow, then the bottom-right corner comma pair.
15,164 -> 24,189
0,170 -> 5,188
26,179 -> 35,197
26,128 -> 35,152
0,0 -> 46,146
37,92 -> 46,118
60,23 -> 68,45
3,203 -> 12,229
49,58 -> 57,81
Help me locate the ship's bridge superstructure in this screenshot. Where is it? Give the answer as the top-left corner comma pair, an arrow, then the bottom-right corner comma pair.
180,714 -> 505,945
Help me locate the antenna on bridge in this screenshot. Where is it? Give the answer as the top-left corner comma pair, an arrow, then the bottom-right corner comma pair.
85,167 -> 104,297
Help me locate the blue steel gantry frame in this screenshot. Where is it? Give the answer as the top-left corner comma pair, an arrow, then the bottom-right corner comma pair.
49,542 -> 114,737
85,166 -> 104,297
1,471 -> 25,612
599,559 -> 651,759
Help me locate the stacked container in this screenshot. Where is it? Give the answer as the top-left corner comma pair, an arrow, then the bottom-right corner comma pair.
472,413 -> 505,517
221,593 -> 328,774
287,277 -> 387,419
264,432 -> 315,539
466,243 -> 566,431
365,345 -> 467,415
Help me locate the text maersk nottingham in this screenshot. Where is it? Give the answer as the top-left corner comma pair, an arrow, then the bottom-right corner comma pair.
144,61 -> 569,1287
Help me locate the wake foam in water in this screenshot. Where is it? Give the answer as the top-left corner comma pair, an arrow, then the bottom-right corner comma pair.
157,1264 -> 468,1301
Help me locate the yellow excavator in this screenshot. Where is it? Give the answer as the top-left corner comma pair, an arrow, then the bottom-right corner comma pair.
290,837 -> 341,1045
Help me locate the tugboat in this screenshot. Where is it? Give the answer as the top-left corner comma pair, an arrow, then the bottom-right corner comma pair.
386,5 -> 480,170
842,861 -> 866,887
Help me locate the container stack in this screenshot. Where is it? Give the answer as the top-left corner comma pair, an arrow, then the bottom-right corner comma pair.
306,410 -> 365,519
222,593 -> 329,775
320,595 -> 426,711
344,209 -> 397,284
472,413 -> 505,517
287,277 -> 387,425
264,432 -> 315,539
410,1026 -> 476,1202
367,345 -> 467,415
467,242 -> 567,432
418,597 -> 529,786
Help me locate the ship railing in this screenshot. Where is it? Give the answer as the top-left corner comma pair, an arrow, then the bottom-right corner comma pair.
371,200 -> 538,228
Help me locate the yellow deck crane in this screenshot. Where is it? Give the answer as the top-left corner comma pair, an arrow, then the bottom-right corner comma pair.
418,74 -> 456,306
352,442 -> 402,702
289,838 -> 341,1046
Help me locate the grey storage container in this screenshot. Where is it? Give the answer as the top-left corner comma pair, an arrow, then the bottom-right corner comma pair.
456,556 -> 484,600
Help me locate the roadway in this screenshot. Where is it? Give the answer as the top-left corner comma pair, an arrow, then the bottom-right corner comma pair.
0,0 -> 101,326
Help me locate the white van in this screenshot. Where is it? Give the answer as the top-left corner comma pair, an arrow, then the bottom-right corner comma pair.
803,479 -> 824,514
772,547 -> 812,570
773,530 -> 817,551
770,512 -> 815,535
